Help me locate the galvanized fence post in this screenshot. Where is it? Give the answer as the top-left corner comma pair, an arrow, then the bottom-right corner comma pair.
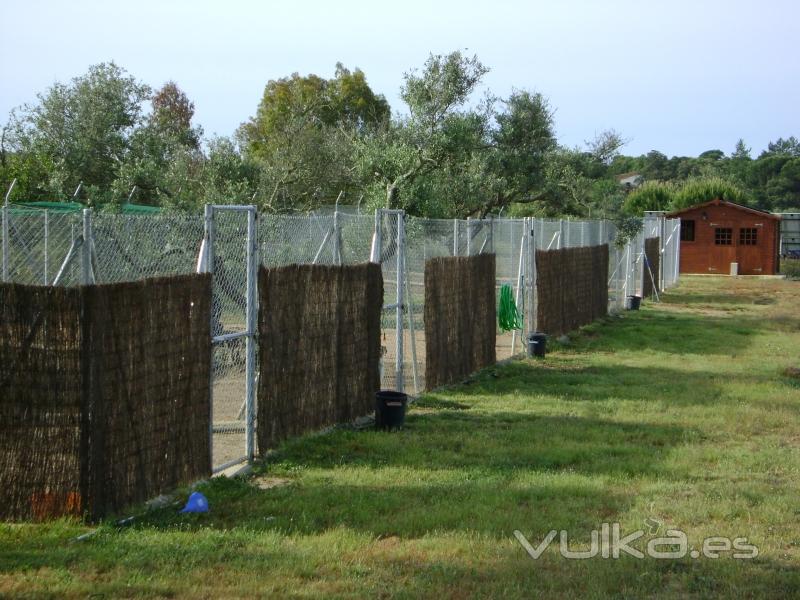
203,204 -> 215,469
529,217 -> 537,335
333,208 -> 341,265
245,208 -> 258,462
1,204 -> 8,282
673,220 -> 681,286
453,219 -> 458,256
395,212 -> 405,392
43,210 -> 49,285
370,209 -> 382,263
81,208 -> 93,285
511,218 -> 526,355
623,238 -> 632,298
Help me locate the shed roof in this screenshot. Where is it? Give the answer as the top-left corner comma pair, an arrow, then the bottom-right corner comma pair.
665,198 -> 780,220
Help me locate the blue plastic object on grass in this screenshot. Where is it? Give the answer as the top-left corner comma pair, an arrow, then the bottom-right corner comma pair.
180,492 -> 209,513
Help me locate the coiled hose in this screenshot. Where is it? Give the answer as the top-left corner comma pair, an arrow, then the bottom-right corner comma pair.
498,283 -> 522,332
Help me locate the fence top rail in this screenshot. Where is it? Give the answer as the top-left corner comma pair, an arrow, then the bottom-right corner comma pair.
210,205 -> 256,212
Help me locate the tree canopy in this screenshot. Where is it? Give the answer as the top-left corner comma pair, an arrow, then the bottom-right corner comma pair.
1,57 -> 797,216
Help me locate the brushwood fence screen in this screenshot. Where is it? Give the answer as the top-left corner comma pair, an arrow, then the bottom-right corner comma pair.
424,254 -> 496,390
535,245 -> 609,337
642,237 -> 661,298
257,263 -> 383,450
0,274 -> 211,521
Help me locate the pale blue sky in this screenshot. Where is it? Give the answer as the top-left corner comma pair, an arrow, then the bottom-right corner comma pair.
1,0 -> 797,157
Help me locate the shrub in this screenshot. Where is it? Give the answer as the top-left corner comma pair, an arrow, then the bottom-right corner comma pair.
671,177 -> 745,211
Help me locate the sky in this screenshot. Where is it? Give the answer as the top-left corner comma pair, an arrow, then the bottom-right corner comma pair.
1,0 -> 798,157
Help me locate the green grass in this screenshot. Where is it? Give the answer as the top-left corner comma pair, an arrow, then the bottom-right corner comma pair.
3,276 -> 800,598
782,258 -> 800,280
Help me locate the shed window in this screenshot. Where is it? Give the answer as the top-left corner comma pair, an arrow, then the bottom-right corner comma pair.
739,228 -> 758,245
680,220 -> 695,241
714,228 -> 733,245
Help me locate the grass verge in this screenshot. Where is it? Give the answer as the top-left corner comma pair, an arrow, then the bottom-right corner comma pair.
2,275 -> 799,598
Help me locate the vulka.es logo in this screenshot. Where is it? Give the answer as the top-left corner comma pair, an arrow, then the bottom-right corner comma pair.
513,523 -> 758,560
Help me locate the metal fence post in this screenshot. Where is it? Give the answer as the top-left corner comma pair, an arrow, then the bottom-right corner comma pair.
396,212 -> 405,392
558,219 -> 564,249
529,217 -> 537,334
370,209 -> 382,263
81,208 -> 93,285
43,210 -> 49,285
203,204 -> 215,469
1,205 -> 8,282
466,217 -> 472,256
453,219 -> 458,256
511,218 -> 526,355
639,229 -> 646,295
245,208 -> 258,462
659,216 -> 666,290
673,220 -> 681,285
624,239 -> 632,298
333,208 -> 341,265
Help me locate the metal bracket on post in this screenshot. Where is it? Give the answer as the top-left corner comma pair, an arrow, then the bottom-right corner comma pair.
4,178 -> 16,207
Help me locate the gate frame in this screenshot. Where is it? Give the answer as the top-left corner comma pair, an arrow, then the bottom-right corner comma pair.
198,204 -> 259,471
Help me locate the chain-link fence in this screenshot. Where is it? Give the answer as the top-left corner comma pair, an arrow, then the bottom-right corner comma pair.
2,204 -> 681,470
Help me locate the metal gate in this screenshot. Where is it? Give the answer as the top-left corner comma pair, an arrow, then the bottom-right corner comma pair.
197,205 -> 258,472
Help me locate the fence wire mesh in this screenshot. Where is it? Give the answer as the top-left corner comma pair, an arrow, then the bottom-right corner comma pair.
2,205 -> 681,469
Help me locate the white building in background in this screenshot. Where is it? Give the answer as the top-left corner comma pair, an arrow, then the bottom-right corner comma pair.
776,212 -> 800,256
616,172 -> 644,189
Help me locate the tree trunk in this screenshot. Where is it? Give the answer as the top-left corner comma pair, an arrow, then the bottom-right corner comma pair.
386,182 -> 398,209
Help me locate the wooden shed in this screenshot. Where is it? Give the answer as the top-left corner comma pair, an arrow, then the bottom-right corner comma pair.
666,199 -> 781,275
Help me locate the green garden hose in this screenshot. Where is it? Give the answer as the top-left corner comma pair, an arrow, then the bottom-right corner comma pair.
498,284 -> 523,332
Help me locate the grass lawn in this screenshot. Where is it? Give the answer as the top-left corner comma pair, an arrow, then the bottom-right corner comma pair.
2,275 -> 800,598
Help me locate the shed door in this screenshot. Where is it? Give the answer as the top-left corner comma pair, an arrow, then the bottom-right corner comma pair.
736,221 -> 765,275
707,220 -> 736,274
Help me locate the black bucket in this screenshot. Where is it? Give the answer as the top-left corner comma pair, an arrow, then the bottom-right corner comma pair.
375,390 -> 408,430
527,332 -> 547,358
625,295 -> 642,310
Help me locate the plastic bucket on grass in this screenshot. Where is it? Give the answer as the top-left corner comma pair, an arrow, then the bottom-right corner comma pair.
375,390 -> 408,430
625,295 -> 642,310
527,332 -> 547,358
